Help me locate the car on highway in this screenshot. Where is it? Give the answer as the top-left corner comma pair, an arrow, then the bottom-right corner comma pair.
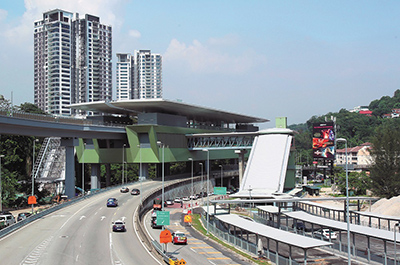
0,213 -> 16,227
313,229 -> 337,240
174,197 -> 182,203
112,220 -> 126,232
120,187 -> 129,193
182,196 -> 190,201
172,231 -> 187,245
17,212 -> 32,222
106,198 -> 118,207
150,217 -> 163,229
165,199 -> 174,206
131,188 -> 140,195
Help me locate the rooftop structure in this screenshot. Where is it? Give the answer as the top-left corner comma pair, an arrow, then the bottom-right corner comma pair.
69,99 -> 268,130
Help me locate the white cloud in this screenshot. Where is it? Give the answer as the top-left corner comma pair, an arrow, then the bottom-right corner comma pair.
0,0 -> 127,48
128,29 -> 141,38
164,37 -> 265,74
0,9 -> 7,21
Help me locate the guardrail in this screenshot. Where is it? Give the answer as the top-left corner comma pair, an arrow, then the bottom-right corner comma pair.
0,184 -> 120,238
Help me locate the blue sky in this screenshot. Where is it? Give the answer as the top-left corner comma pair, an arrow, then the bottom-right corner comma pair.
1,1 -> 400,128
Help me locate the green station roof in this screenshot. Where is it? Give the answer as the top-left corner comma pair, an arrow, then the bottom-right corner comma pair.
69,99 -> 269,124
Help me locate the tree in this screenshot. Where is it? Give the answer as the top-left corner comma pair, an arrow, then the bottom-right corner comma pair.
369,120 -> 400,198
335,170 -> 371,196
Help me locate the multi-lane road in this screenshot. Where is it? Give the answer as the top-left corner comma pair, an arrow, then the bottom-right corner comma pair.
0,181 -> 161,265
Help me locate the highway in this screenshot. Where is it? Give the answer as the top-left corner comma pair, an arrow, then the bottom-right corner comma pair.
144,203 -> 253,265
0,181 -> 161,265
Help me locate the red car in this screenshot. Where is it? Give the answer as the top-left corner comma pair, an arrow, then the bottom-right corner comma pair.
172,231 -> 187,245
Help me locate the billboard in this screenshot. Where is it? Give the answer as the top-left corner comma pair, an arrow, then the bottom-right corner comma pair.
312,122 -> 335,160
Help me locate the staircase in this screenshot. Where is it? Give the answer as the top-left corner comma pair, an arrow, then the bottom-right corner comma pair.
32,137 -> 65,184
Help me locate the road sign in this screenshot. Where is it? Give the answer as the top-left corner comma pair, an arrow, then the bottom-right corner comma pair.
184,215 -> 192,223
214,187 -> 227,195
156,211 -> 170,226
160,229 -> 172,243
28,196 -> 37,205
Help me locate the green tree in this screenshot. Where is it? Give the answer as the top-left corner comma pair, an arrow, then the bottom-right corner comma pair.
335,170 -> 371,196
369,120 -> 400,198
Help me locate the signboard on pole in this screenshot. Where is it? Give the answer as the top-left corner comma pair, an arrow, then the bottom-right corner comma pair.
312,122 -> 335,160
28,196 -> 37,205
159,229 -> 172,243
156,211 -> 170,226
214,187 -> 227,195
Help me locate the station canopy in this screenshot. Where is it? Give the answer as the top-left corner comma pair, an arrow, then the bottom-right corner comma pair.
69,99 -> 269,124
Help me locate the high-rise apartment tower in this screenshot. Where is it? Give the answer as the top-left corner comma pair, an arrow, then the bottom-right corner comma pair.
34,9 -> 112,116
116,50 -> 162,101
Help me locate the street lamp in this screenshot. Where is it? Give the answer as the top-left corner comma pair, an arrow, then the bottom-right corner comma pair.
202,149 -> 210,235
138,144 -> 142,203
395,223 -> 400,265
32,138 -> 39,213
82,142 -> 86,196
0,155 -> 4,212
189,158 -> 193,211
157,141 -> 165,212
337,137 -> 351,265
199,162 -> 203,204
122,144 -> 126,186
219,165 -> 223,187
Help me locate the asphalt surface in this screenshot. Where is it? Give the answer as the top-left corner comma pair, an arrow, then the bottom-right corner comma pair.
0,181 -> 161,265
145,201 -> 255,265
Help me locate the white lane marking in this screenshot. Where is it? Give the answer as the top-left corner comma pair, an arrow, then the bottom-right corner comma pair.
94,211 -> 98,215
101,216 -> 106,221
109,233 -> 114,265
190,247 -> 197,253
121,216 -> 126,221
79,215 -> 86,220
109,232 -> 123,265
76,254 -> 79,262
19,236 -> 54,265
208,261 -> 217,265
133,207 -> 162,265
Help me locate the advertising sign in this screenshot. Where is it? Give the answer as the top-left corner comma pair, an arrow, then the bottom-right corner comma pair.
312,122 -> 335,160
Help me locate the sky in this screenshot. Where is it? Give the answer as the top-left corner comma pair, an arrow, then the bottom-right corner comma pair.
1,1 -> 400,128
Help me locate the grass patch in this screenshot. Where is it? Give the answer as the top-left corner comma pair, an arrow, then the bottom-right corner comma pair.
191,214 -> 271,265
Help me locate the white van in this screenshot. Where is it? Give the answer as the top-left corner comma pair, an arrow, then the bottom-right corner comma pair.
0,214 -> 16,227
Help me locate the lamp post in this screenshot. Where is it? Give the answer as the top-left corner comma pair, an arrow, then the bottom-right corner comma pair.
32,138 -> 39,212
122,144 -> 126,186
82,142 -> 86,196
202,149 -> 210,235
395,223 -> 400,265
0,155 -> 4,212
199,162 -> 203,204
337,137 -> 351,265
157,141 -> 165,212
138,144 -> 142,203
189,158 -> 193,211
219,165 -> 223,187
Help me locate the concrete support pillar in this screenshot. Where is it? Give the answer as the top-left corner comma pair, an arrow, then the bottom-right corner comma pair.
61,138 -> 78,199
91,164 -> 100,190
106,164 -> 111,187
142,163 -> 149,179
235,149 -> 247,188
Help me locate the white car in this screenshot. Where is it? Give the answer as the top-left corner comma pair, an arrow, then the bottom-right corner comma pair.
174,197 -> 182,203
182,197 -> 190,201
0,214 -> 16,227
166,199 -> 174,205
313,229 -> 337,240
